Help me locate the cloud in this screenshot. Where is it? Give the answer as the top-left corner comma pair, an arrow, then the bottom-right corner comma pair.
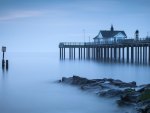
0,10 -> 46,21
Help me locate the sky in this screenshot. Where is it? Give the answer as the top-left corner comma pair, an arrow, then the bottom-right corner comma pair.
0,0 -> 150,52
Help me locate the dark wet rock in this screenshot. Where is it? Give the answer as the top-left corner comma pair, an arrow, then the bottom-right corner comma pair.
59,76 -> 150,113
99,89 -> 123,97
136,99 -> 150,113
62,77 -> 73,84
72,75 -> 97,85
137,84 -> 150,93
120,92 -> 139,103
110,79 -> 136,88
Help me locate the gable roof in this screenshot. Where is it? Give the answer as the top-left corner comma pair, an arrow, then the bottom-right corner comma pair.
93,35 -> 99,39
100,30 -> 127,38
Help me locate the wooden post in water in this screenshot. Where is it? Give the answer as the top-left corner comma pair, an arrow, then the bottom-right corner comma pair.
84,47 -> 85,59
81,47 -> 82,59
137,46 -> 139,63
64,48 -> 65,59
131,46 -> 134,63
143,46 -> 145,63
110,47 -> 113,61
119,47 -> 121,61
104,47 -> 106,60
107,47 -> 109,59
127,46 -> 129,63
96,47 -> 98,59
79,48 -> 80,59
74,48 -> 75,59
100,48 -> 102,59
122,47 -> 124,61
135,46 -> 137,63
60,48 -> 62,59
143,46 -> 147,64
6,60 -> 8,70
140,46 -> 142,63
114,47 -> 116,61
93,48 -> 95,59
149,45 -> 150,63
89,47 -> 90,59
1,46 -> 7,69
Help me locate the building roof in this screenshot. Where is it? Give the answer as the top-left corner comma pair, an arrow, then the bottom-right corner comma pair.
100,30 -> 127,38
93,35 -> 99,39
93,26 -> 127,39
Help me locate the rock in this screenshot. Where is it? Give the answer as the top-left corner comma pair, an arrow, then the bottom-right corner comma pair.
117,89 -> 140,106
110,79 -> 136,88
99,89 -> 123,97
62,77 -> 73,84
136,100 -> 150,113
72,76 -> 96,85
59,76 -> 150,113
139,89 -> 150,102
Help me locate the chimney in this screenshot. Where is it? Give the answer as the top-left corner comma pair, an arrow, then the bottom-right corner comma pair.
111,25 -> 114,31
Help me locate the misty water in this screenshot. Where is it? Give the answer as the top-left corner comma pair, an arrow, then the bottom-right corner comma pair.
0,52 -> 150,113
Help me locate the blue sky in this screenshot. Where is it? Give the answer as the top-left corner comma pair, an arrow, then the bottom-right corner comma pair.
0,0 -> 150,52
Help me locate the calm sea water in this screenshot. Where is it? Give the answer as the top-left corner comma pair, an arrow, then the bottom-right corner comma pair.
0,52 -> 150,113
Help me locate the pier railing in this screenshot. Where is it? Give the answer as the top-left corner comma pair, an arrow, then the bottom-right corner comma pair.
59,38 -> 150,47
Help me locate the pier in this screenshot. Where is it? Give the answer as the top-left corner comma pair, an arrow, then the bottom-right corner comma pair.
59,39 -> 150,64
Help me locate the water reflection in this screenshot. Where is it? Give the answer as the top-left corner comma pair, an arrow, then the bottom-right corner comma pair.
1,63 -> 8,80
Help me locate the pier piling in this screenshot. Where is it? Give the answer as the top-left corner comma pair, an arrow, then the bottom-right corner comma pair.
59,41 -> 150,64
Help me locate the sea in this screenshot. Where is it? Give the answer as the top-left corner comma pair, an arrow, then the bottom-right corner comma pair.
0,52 -> 150,113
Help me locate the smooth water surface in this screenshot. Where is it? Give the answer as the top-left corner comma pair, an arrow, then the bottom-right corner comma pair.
0,52 -> 150,113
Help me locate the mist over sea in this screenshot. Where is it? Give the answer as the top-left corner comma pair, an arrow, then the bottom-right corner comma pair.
0,52 -> 150,113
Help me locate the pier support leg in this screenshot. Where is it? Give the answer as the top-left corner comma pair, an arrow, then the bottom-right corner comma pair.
69,48 -> 70,59
131,46 -> 134,63
119,47 -> 120,61
140,47 -> 142,63
137,46 -> 139,63
104,47 -> 106,60
135,47 -> 137,63
143,46 -> 147,64
74,48 -> 75,59
81,48 -> 82,59
94,48 -> 96,59
64,48 -> 65,59
149,45 -> 150,64
79,48 -> 80,59
60,48 -> 61,59
110,47 -> 112,61
101,48 -> 103,59
84,48 -> 85,59
114,47 -> 116,61
127,47 -> 129,63
62,48 -> 64,59
72,48 -> 73,59
143,46 -> 145,63
107,47 -> 109,59
145,46 -> 147,64
122,47 -> 124,62
88,48 -> 90,59
99,47 -> 101,59
96,48 -> 98,59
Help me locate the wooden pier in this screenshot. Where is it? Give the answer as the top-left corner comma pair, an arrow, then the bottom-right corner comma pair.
59,39 -> 150,64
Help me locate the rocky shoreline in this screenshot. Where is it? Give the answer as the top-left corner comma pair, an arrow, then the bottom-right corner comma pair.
58,76 -> 150,113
